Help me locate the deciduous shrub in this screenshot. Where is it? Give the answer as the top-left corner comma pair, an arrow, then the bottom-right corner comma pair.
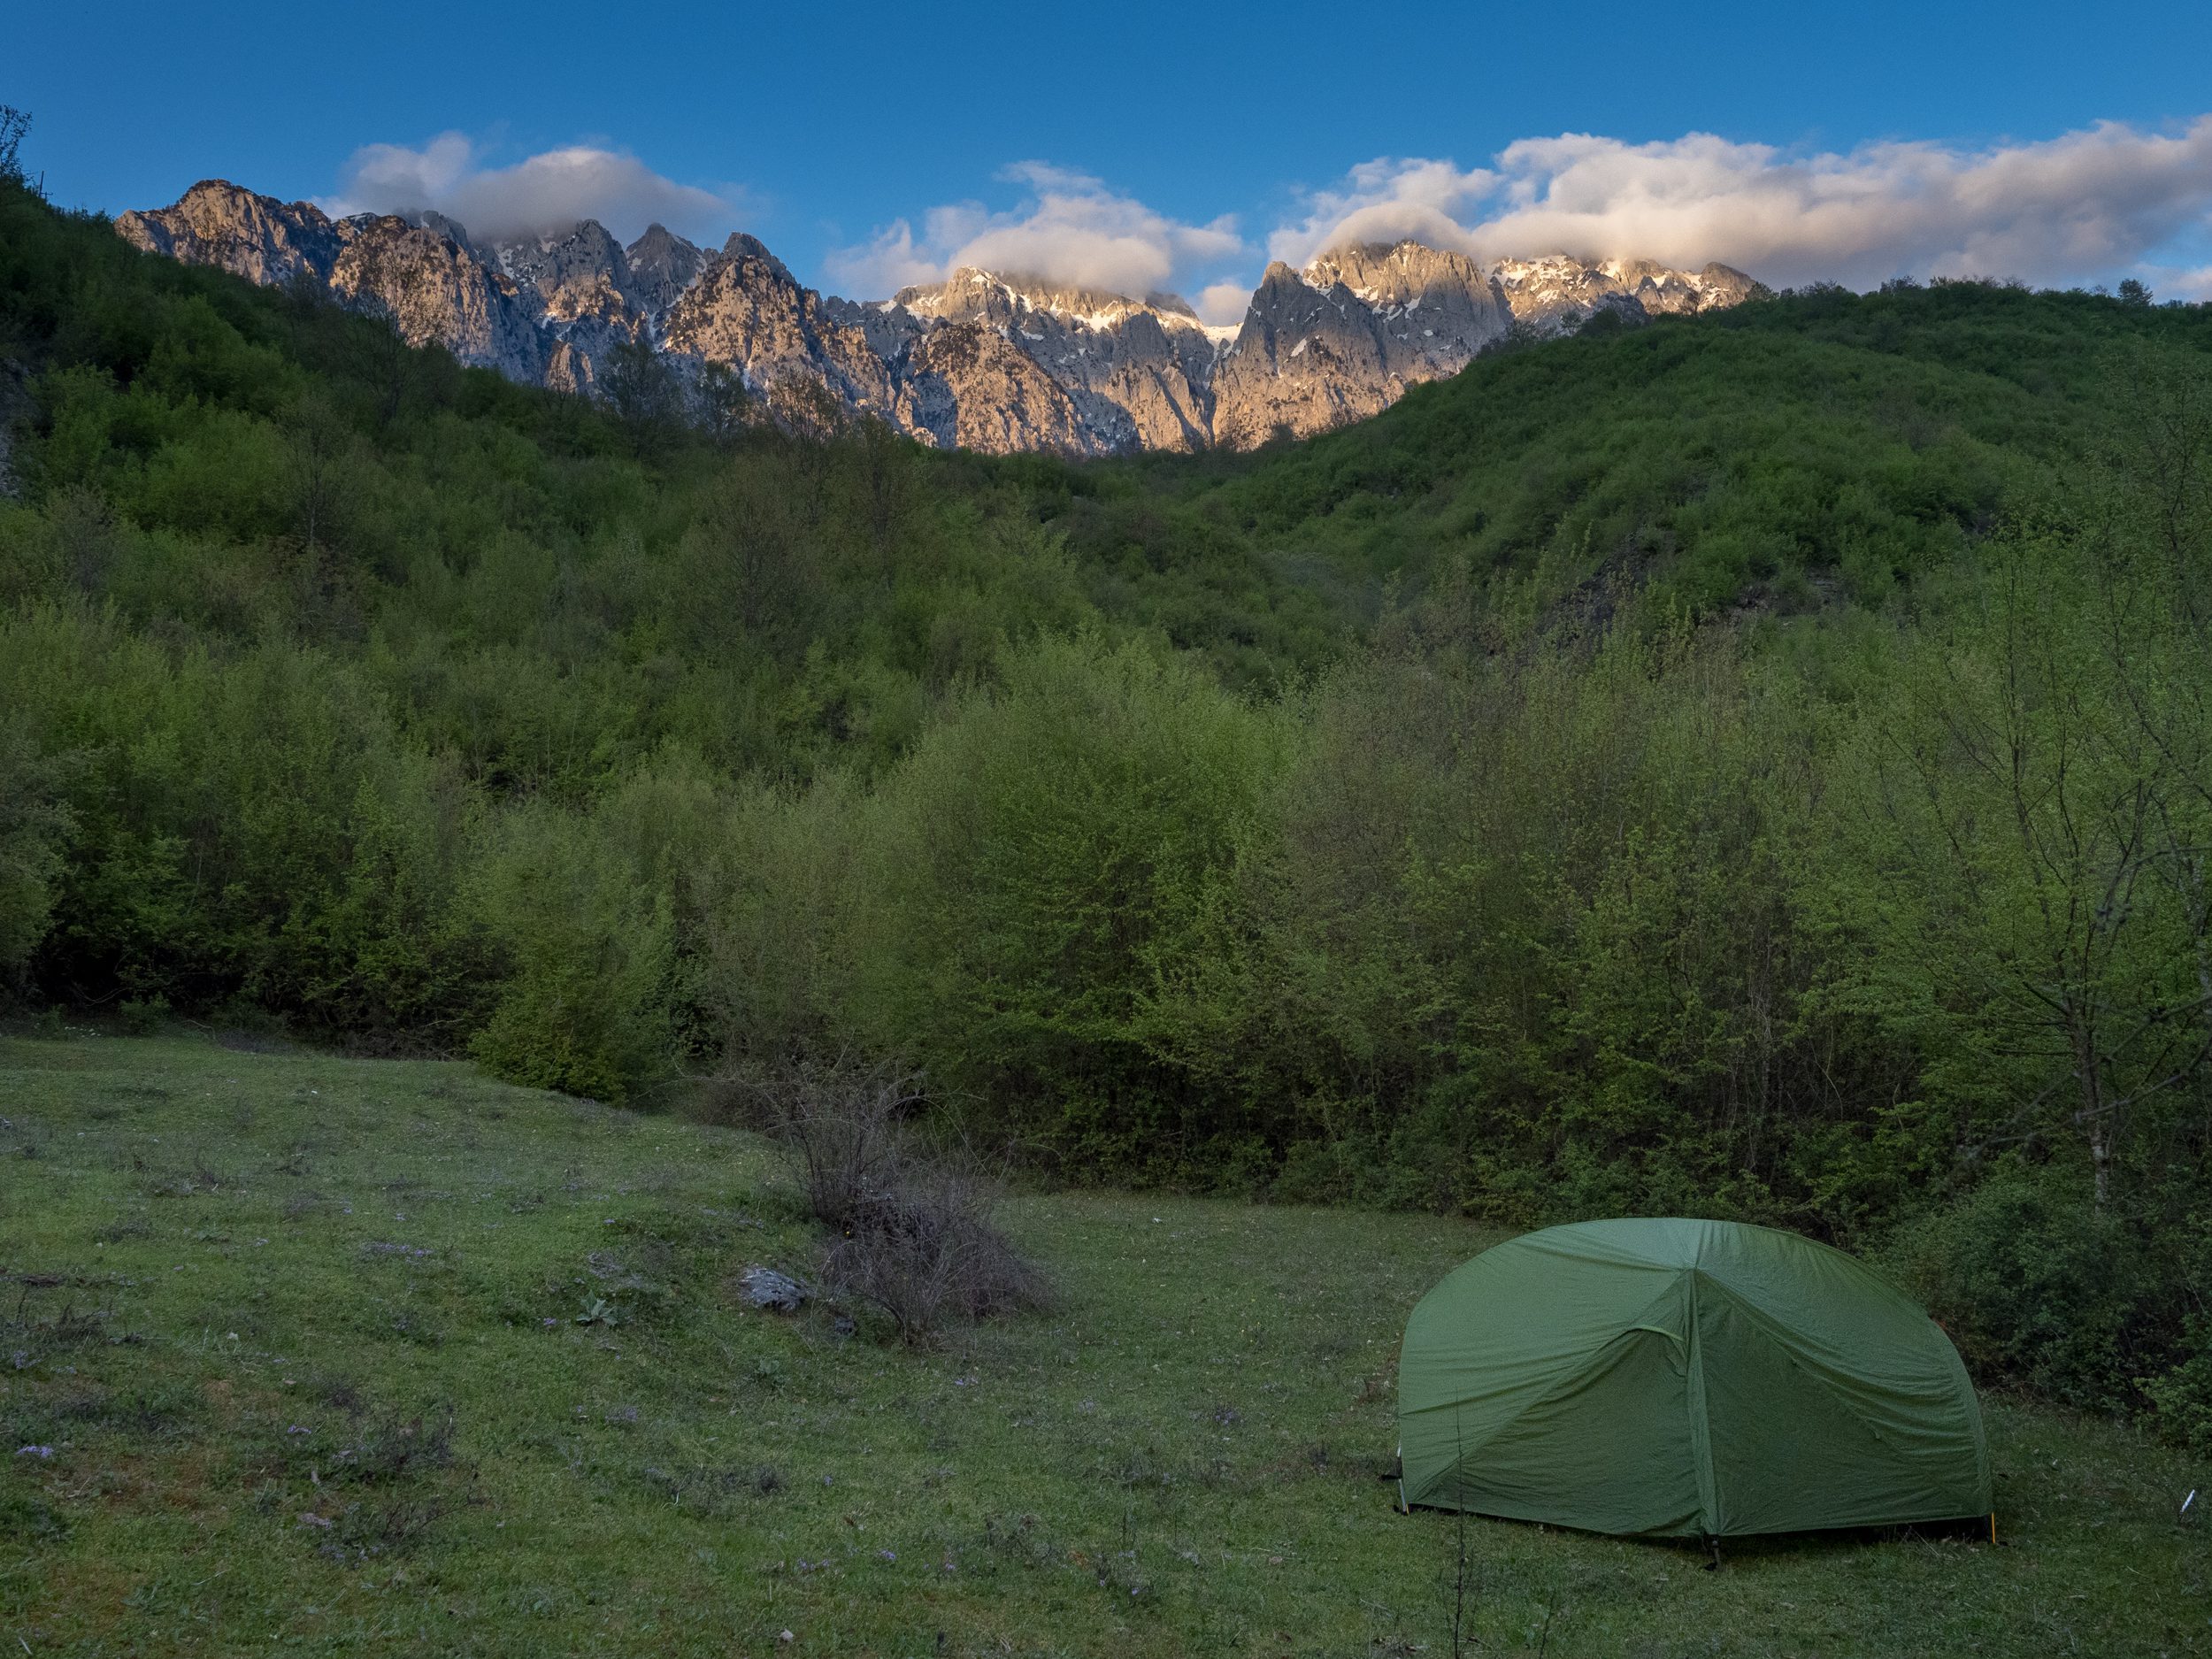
465,806 -> 676,1103
821,1162 -> 1049,1344
2144,1322 -> 2212,1456
1884,1174 -> 2158,1410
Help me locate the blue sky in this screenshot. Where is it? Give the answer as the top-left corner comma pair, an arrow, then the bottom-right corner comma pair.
13,0 -> 2212,312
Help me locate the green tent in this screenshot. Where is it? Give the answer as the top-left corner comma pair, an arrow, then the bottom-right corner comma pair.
1397,1218 -> 1990,1538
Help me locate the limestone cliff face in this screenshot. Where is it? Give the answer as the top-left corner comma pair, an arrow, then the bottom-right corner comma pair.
119,182 -> 545,380
660,234 -> 900,420
893,272 -> 1219,452
1306,242 -> 1517,376
1210,243 -> 1519,448
117,180 -> 346,288
894,319 -> 1103,456
119,180 -> 1762,454
1492,255 -> 1757,329
1212,263 -> 1394,449
488,220 -> 658,388
623,223 -> 707,313
330,217 -> 547,380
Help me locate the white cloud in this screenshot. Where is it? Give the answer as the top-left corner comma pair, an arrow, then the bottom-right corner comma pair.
326,132 -> 737,245
1275,119 -> 2212,290
825,163 -> 1245,300
2140,260 -> 2212,303
1268,157 -> 1496,267
826,219 -> 945,294
1194,280 -> 1256,327
320,117 -> 2212,308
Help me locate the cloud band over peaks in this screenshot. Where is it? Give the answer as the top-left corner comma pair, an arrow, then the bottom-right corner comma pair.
1275,119 -> 2212,293
825,163 -> 1244,307
323,116 -> 2212,308
325,132 -> 737,245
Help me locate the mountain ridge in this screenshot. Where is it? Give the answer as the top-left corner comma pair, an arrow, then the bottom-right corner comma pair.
117,180 -> 1762,453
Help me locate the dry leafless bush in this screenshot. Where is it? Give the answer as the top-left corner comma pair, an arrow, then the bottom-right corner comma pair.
741,1061 -> 918,1232
741,1061 -> 1048,1342
823,1160 -> 1051,1344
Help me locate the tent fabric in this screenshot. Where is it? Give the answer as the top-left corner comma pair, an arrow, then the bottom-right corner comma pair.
1397,1217 -> 1991,1538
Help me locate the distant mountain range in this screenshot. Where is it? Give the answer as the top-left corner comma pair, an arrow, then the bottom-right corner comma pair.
118,180 -> 1762,454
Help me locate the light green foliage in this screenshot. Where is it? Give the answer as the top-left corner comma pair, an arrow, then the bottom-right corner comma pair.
859,635 -> 1288,1175
465,800 -> 678,1103
706,771 -> 871,1066
0,1035 -> 2203,1656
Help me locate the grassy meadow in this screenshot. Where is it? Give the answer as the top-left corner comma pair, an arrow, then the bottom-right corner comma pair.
1,1031 -> 2204,1657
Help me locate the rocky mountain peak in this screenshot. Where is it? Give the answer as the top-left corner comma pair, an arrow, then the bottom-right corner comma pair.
1491,253 -> 1758,327
406,209 -> 479,252
898,269 -> 1210,338
1211,241 -> 1518,449
720,233 -> 794,285
1304,240 -> 1491,305
116,179 -> 345,288
491,219 -> 635,314
624,223 -> 705,311
119,179 -> 1764,456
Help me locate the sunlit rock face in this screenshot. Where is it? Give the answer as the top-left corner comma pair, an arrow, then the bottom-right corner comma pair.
622,222 -> 708,313
118,180 -> 348,288
331,217 -> 548,381
891,271 -> 1221,453
121,181 -> 1759,453
659,233 -> 903,424
1210,243 -> 1512,448
1492,254 -> 1758,330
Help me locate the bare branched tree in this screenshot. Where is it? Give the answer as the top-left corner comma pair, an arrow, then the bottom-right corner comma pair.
0,107 -> 29,185
693,359 -> 749,444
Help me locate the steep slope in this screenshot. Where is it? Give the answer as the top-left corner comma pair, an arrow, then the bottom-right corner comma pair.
895,317 -> 1105,454
660,233 -> 903,424
624,222 -> 708,311
331,217 -> 548,381
119,183 -> 544,380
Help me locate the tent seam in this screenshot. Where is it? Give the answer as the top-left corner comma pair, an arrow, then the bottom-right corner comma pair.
1686,1269 -> 1721,1537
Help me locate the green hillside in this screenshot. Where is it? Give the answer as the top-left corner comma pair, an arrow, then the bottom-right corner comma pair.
3,171 -> 2211,1446
1054,273 -> 2208,620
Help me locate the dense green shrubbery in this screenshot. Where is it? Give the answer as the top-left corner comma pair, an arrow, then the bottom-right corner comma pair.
852,634 -> 1287,1179
1887,1174 -> 2161,1408
2,173 -> 2208,1432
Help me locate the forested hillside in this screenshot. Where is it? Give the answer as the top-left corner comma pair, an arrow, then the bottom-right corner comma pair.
3,172 -> 2209,1443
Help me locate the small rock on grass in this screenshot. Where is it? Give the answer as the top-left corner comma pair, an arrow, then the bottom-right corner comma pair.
740,1266 -> 809,1313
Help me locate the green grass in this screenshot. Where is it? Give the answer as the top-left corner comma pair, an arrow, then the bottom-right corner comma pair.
0,1033 -> 2205,1656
